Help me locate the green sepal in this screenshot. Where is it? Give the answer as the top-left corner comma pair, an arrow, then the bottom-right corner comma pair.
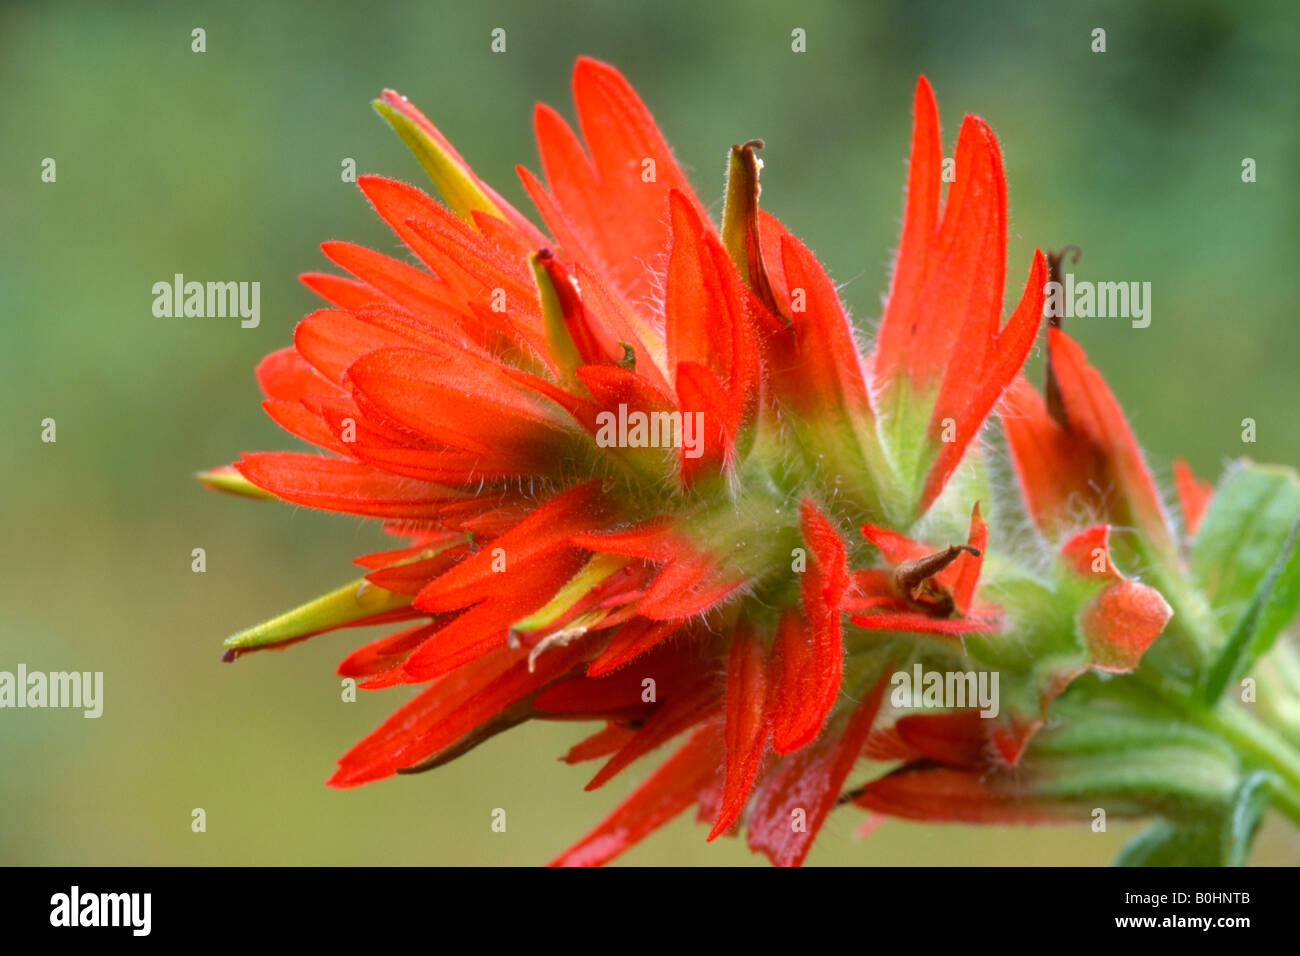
512,552 -> 628,632
720,139 -> 779,313
224,577 -> 411,652
373,94 -> 502,223
196,467 -> 274,500
529,251 -> 583,385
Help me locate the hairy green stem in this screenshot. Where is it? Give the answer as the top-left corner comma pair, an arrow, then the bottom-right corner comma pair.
1132,669 -> 1300,829
1205,703 -> 1300,827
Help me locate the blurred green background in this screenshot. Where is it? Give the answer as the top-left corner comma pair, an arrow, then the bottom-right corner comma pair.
3,0 -> 1298,865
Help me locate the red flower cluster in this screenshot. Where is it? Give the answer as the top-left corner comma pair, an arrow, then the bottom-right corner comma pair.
206,59 -> 1209,865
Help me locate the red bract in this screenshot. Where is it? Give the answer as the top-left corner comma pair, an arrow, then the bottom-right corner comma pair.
871,79 -> 1046,517
1001,329 -> 1177,557
206,58 -> 1271,866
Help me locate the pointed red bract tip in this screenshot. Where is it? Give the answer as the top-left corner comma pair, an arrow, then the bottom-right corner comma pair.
765,502 -> 848,753
1004,328 -> 1177,556
550,726 -> 722,867
1173,457 -> 1214,537
709,626 -> 770,839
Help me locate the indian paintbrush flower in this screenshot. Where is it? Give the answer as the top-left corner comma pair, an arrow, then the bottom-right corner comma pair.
202,58 -> 1300,866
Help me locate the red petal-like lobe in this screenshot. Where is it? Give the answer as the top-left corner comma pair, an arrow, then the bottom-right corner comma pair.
256,346 -> 345,405
1173,457 -> 1213,537
999,373 -> 1102,529
346,345 -> 576,463
294,308 -> 421,385
320,240 -> 455,317
778,233 -> 872,424
356,176 -> 477,295
768,503 -> 849,753
332,647 -> 520,785
536,251 -> 623,366
950,502 -> 987,614
316,405 -> 526,484
402,551 -> 590,680
665,192 -> 759,420
353,531 -> 464,569
532,670 -> 650,719
571,518 -> 681,564
756,209 -> 794,312
586,618 -> 681,677
710,625 -> 770,839
576,365 -> 677,422
549,724 -> 723,867
767,612 -> 823,754
573,263 -> 672,394
561,723 -> 638,764
337,622 -> 439,678
674,359 -> 736,482
909,116 -> 1006,387
261,398 -> 348,454
866,80 -> 1045,513
359,176 -> 535,308
1048,328 -> 1147,470
854,764 -> 1078,823
874,76 -> 941,384
533,58 -> 710,322
300,271 -> 382,311
331,637 -> 587,787
1060,524 -> 1117,579
860,523 -> 930,565
517,159 -> 601,282
920,250 -> 1045,510
408,215 -> 540,323
364,548 -> 468,596
862,722 -> 918,762
1004,330 -> 1176,555
235,452 -> 460,519
892,710 -> 991,770
585,676 -> 721,790
637,551 -> 748,620
414,481 -> 611,612
876,109 -> 1006,393
747,669 -> 890,867
800,500 -> 850,602
536,634 -> 702,717
849,612 -> 1000,635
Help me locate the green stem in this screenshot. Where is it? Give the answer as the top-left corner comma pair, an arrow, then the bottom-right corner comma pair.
1138,558 -> 1300,827
1132,670 -> 1300,828
1204,703 -> 1300,827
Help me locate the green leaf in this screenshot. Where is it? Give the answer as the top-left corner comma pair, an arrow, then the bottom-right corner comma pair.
1191,461 -> 1300,701
1203,514 -> 1300,702
1114,820 -> 1221,866
1224,772 -> 1272,866
1114,771 -> 1271,866
1192,460 -> 1300,632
